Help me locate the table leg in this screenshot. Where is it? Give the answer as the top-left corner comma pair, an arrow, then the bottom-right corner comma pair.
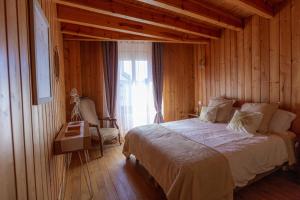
84,150 -> 93,196
77,151 -> 94,198
62,152 -> 72,200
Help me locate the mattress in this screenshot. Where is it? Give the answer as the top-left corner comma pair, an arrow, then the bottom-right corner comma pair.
161,118 -> 289,187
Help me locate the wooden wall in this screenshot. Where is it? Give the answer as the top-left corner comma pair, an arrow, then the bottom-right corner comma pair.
64,41 -> 195,122
64,41 -> 105,120
195,0 -> 300,133
0,0 -> 66,199
163,44 -> 195,121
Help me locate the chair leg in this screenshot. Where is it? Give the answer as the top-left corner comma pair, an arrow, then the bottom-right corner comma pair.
97,130 -> 104,157
118,133 -> 122,145
99,138 -> 104,157
99,140 -> 103,157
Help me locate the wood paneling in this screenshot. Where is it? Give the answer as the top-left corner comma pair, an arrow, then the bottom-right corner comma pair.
195,1 -> 300,134
64,41 -> 105,120
0,0 -> 66,199
291,0 -> 300,134
163,44 -> 195,121
194,45 -> 207,106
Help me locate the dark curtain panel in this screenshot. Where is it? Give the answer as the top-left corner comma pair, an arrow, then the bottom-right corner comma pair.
152,43 -> 164,123
102,41 -> 118,118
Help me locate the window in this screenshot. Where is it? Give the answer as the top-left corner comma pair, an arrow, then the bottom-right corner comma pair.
117,42 -> 155,134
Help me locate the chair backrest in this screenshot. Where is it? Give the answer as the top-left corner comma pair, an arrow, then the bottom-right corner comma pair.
79,97 -> 99,125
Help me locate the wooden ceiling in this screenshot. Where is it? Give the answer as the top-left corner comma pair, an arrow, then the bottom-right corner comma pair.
56,0 -> 285,44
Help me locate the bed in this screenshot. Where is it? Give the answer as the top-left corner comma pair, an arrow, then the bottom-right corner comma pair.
123,118 -> 296,200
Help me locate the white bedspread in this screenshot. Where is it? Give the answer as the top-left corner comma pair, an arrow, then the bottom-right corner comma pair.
161,118 -> 289,187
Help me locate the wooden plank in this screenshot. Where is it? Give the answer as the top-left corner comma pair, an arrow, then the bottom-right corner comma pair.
195,44 -> 204,109
193,45 -> 199,108
251,15 -> 261,102
38,107 -> 49,200
244,17 -> 252,101
210,41 -> 215,98
237,29 -> 245,102
228,0 -> 274,19
135,0 -> 243,31
219,31 -> 226,97
17,0 -> 37,198
184,45 -> 195,116
269,13 -> 280,103
291,0 -> 300,133
279,3 -> 292,109
57,5 -> 210,43
0,0 -> 17,199
32,107 -> 44,200
260,18 -> 270,103
224,29 -> 231,97
230,30 -> 238,99
56,0 -> 220,39
5,0 -> 28,198
205,44 -> 211,102
214,40 -> 220,97
201,46 -> 207,105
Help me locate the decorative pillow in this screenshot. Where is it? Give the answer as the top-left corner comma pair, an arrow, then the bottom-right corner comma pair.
227,110 -> 263,135
199,106 -> 218,122
228,107 -> 240,121
241,103 -> 278,133
208,97 -> 235,122
269,109 -> 296,133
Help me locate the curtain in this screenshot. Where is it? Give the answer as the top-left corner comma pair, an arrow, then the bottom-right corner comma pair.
117,41 -> 155,134
152,43 -> 164,123
102,41 -> 118,119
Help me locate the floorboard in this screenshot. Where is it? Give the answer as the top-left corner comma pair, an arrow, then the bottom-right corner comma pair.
64,145 -> 300,200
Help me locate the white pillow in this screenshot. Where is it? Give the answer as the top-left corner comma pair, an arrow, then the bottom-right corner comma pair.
227,110 -> 263,135
241,103 -> 278,133
269,109 -> 296,133
199,106 -> 218,122
208,97 -> 235,122
228,107 -> 240,121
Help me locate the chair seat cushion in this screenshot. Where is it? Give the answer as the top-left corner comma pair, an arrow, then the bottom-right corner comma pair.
90,127 -> 119,142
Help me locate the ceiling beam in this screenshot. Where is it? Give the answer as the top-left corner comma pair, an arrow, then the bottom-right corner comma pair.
227,0 -> 274,19
134,0 -> 243,31
56,0 -> 220,39
61,23 -> 165,41
63,34 -> 109,42
57,5 -> 210,43
62,31 -> 208,44
62,31 -> 111,40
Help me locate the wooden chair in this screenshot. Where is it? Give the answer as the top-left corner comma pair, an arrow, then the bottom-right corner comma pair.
79,97 -> 121,157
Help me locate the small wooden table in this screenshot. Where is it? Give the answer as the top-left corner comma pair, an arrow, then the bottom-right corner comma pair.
54,121 -> 93,199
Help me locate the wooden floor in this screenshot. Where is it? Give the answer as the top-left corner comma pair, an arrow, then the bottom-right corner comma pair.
64,145 -> 300,200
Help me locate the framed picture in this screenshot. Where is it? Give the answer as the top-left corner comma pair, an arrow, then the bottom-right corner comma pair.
29,0 -> 52,104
